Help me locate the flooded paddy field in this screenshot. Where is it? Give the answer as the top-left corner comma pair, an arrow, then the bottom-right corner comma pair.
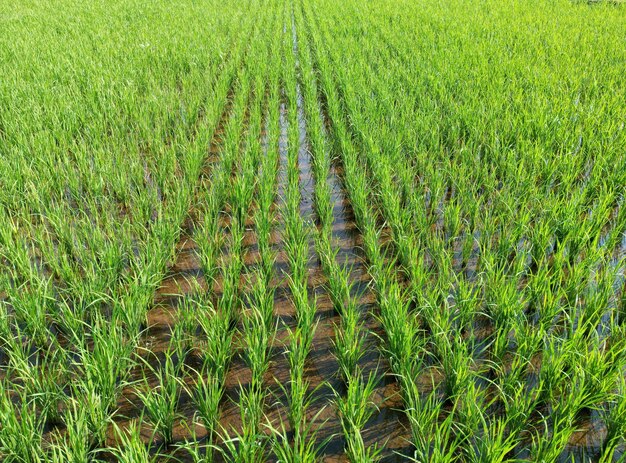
0,0 -> 625,461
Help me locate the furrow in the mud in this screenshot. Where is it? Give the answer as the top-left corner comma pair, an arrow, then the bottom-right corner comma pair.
291,13 -> 408,458
323,118 -> 409,462
295,4 -> 412,458
296,90 -> 347,461
276,102 -> 289,204
297,91 -> 315,222
264,98 -> 293,388
259,97 -> 300,463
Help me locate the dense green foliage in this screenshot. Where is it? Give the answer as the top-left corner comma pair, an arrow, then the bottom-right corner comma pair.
0,0 -> 625,461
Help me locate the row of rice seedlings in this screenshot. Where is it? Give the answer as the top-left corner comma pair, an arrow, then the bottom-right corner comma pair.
228,36 -> 284,463
291,7 -> 382,462
181,34 -> 272,463
268,4 -> 324,460
218,17 -> 281,461
251,10 -> 282,356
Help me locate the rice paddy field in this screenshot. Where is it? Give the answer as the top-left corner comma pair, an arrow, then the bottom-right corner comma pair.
1,0 -> 626,461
